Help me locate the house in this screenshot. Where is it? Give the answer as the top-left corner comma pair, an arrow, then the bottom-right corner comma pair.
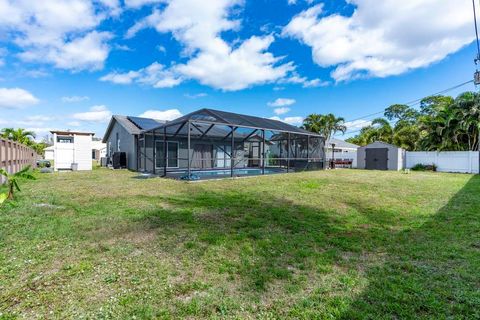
50,130 -> 94,171
357,141 -> 405,171
92,139 -> 107,161
103,108 -> 325,179
325,138 -> 359,168
44,146 -> 54,161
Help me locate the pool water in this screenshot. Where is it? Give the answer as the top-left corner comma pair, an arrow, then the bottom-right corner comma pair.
193,168 -> 279,176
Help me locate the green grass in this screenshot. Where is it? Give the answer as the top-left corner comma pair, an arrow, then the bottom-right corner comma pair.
1,169 -> 479,319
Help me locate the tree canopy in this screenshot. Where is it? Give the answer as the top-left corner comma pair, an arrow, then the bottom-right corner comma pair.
1,128 -> 48,155
345,91 -> 480,151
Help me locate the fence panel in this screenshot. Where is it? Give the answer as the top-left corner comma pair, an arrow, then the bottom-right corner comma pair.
406,151 -> 479,174
0,138 -> 38,184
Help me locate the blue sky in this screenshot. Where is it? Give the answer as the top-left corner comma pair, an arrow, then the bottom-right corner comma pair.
0,0 -> 476,140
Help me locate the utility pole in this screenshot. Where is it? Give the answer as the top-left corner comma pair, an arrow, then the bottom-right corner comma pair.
472,0 -> 480,173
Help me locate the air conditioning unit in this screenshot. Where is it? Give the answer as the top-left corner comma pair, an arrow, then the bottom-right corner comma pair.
112,152 -> 127,169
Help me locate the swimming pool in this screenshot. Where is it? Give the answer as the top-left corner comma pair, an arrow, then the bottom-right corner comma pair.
170,168 -> 284,179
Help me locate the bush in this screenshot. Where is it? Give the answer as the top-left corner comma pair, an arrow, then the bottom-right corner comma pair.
411,163 -> 437,172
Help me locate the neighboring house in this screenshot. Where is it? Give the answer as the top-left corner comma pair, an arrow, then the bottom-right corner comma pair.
357,141 -> 405,171
103,108 -> 325,179
44,146 -> 54,161
326,138 -> 359,168
92,140 -> 107,161
51,130 -> 94,171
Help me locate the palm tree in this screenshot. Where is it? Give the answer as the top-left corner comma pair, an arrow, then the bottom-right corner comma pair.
0,166 -> 35,200
302,113 -> 347,141
1,128 -> 36,145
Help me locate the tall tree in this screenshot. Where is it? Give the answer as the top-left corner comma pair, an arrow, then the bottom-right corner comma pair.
1,128 -> 36,145
302,113 -> 347,141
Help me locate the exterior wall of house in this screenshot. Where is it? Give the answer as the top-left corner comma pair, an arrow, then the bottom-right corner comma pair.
91,141 -> 107,160
53,133 -> 92,171
325,147 -> 358,168
357,141 -> 404,171
44,148 -> 54,161
74,134 -> 93,171
140,136 -> 248,173
104,121 -> 137,170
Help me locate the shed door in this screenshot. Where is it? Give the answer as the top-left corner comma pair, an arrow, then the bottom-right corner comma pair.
366,148 -> 388,170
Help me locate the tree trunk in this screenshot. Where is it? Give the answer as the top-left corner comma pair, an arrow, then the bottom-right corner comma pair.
7,183 -> 14,200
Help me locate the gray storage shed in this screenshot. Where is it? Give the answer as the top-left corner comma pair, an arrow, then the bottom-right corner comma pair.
357,141 -> 405,171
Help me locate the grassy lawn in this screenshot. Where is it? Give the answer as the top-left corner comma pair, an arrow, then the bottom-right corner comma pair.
1,169 -> 479,319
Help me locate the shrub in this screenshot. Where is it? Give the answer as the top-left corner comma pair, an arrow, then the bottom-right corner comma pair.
411,163 -> 437,172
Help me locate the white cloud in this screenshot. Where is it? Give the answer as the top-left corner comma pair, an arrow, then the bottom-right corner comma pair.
184,93 -> 207,99
25,127 -> 57,139
16,115 -> 54,126
270,116 -> 304,125
344,119 -> 372,131
0,0 -> 115,71
287,0 -> 314,5
138,109 -> 183,121
124,0 -> 164,8
0,87 -> 39,109
280,73 -> 329,88
267,98 -> 296,107
273,107 -> 290,115
62,96 -> 90,103
100,70 -> 139,85
124,0 -> 293,91
100,62 -> 182,88
72,105 -> 112,122
283,1 -> 473,81
23,69 -> 50,78
67,121 -> 81,127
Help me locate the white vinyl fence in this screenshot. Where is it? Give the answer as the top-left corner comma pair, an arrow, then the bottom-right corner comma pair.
406,151 -> 479,174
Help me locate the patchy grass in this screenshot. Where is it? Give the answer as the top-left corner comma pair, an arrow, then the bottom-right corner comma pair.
0,169 -> 479,319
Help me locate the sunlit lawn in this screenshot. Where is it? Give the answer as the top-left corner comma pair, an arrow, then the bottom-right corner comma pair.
1,168 -> 479,319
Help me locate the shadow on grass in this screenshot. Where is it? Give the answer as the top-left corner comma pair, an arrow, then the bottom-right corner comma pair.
136,185 -> 399,294
339,175 -> 480,319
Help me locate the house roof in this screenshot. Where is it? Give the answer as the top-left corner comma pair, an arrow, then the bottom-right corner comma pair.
147,108 -> 320,136
326,138 -> 359,149
50,130 -> 94,136
102,115 -> 166,142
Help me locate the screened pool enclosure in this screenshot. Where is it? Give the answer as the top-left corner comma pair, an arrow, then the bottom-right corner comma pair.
137,109 -> 325,180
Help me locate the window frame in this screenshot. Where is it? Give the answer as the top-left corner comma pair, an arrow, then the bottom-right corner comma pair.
155,140 -> 179,169
57,136 -> 74,143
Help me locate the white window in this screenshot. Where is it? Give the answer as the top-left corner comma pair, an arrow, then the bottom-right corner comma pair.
57,136 -> 73,143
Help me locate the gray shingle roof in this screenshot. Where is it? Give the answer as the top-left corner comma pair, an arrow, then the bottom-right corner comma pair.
326,138 -> 359,149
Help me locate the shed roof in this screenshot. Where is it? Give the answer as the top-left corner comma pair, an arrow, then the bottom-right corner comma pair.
361,141 -> 401,149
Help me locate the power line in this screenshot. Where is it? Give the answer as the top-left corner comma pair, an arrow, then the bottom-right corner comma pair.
335,79 -> 474,137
